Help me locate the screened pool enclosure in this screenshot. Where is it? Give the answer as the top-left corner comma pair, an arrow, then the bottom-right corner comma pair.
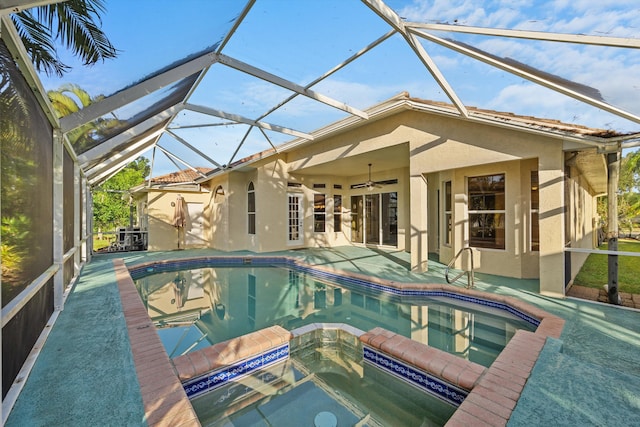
1,0 -> 640,416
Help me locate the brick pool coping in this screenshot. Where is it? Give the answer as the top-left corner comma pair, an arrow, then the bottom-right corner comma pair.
116,256 -> 565,426
114,259 -> 200,427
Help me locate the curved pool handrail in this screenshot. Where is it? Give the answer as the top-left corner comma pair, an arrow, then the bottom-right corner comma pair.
445,247 -> 475,289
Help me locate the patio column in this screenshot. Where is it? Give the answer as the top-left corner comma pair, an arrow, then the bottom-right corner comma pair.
538,152 -> 565,297
410,173 -> 429,272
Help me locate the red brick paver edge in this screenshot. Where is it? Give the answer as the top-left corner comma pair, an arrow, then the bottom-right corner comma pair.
360,328 -> 486,392
114,259 -> 200,427
172,326 -> 292,383
446,330 -> 547,427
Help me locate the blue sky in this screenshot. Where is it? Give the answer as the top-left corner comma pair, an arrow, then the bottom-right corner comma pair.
36,0 -> 640,176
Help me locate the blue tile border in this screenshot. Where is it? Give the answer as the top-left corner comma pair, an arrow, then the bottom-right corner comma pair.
128,256 -> 293,279
363,346 -> 467,407
182,343 -> 289,399
127,256 -> 540,328
293,262 -> 540,328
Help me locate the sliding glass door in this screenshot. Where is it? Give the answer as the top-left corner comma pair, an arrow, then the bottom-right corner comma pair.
382,192 -> 398,246
351,192 -> 397,246
366,194 -> 380,244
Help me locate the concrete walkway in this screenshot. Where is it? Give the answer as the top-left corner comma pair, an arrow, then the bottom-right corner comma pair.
5,247 -> 640,426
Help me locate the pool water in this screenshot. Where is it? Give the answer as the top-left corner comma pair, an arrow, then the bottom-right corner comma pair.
134,265 -> 535,367
191,328 -> 457,426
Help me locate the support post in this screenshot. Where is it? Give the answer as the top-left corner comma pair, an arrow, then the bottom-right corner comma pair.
538,152 -> 566,297
410,174 -> 429,272
53,129 -> 64,311
607,151 -> 621,305
74,162 -> 81,276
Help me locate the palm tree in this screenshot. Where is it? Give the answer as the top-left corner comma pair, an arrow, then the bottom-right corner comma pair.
47,83 -> 125,152
48,83 -> 94,116
11,0 -> 117,77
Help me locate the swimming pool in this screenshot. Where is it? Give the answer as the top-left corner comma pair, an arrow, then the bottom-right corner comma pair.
122,256 -> 564,426
132,260 -> 537,368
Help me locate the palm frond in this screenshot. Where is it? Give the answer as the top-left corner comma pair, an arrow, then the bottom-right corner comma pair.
47,83 -> 95,118
48,90 -> 81,117
37,0 -> 117,66
11,12 -> 69,76
13,0 -> 117,76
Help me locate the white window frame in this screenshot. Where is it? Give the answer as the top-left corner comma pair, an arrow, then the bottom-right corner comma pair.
467,173 -> 506,250
313,193 -> 326,233
287,193 -> 304,245
443,181 -> 452,247
530,170 -> 539,251
333,194 -> 342,233
247,182 -> 255,235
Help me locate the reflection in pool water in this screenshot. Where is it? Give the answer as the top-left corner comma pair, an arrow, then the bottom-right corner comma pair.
134,265 -> 536,367
191,327 -> 457,427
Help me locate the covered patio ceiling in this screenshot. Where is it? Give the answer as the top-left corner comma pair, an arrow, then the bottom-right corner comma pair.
1,0 -> 639,186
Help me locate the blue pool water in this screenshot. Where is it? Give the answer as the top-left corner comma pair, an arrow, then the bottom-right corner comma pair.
191,327 -> 459,426
133,264 -> 536,367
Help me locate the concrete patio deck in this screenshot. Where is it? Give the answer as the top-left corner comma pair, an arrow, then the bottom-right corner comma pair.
5,247 -> 640,426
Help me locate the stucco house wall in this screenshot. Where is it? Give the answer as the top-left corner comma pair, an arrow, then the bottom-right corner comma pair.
145,190 -> 210,251
136,97 -> 608,298
206,176 -> 230,251
564,162 -> 600,284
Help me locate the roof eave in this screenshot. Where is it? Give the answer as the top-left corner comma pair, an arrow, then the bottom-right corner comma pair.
195,93 -> 638,184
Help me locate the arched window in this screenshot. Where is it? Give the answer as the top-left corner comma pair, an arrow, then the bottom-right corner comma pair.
247,182 -> 255,235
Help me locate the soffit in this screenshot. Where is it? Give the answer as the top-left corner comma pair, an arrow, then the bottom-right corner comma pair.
573,151 -> 608,195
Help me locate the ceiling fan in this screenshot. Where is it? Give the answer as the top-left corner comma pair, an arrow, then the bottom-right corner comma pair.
350,163 -> 398,190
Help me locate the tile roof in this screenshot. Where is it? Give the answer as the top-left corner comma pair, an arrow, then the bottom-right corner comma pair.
150,167 -> 213,185
408,96 -> 626,138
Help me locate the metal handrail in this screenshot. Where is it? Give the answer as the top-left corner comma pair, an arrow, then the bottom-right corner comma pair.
445,247 -> 475,289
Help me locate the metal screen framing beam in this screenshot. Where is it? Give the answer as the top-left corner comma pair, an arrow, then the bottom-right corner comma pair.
411,28 -> 640,125
85,129 -> 163,183
406,22 -> 640,49
155,145 -> 208,179
184,103 -> 314,140
0,0 -> 64,15
217,53 -> 369,119
361,0 -> 468,117
255,29 -> 396,123
78,105 -> 181,167
60,53 -> 216,133
0,15 -> 60,126
216,0 -> 255,54
165,130 -> 222,168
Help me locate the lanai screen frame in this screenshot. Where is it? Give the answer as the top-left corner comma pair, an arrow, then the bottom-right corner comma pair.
1,0 -> 640,420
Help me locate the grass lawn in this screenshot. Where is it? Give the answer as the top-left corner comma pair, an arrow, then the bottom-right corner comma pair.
93,236 -> 113,251
573,239 -> 640,294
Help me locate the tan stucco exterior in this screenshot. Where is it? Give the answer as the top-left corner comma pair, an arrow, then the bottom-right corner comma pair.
135,97 -> 607,298
141,189 -> 211,251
